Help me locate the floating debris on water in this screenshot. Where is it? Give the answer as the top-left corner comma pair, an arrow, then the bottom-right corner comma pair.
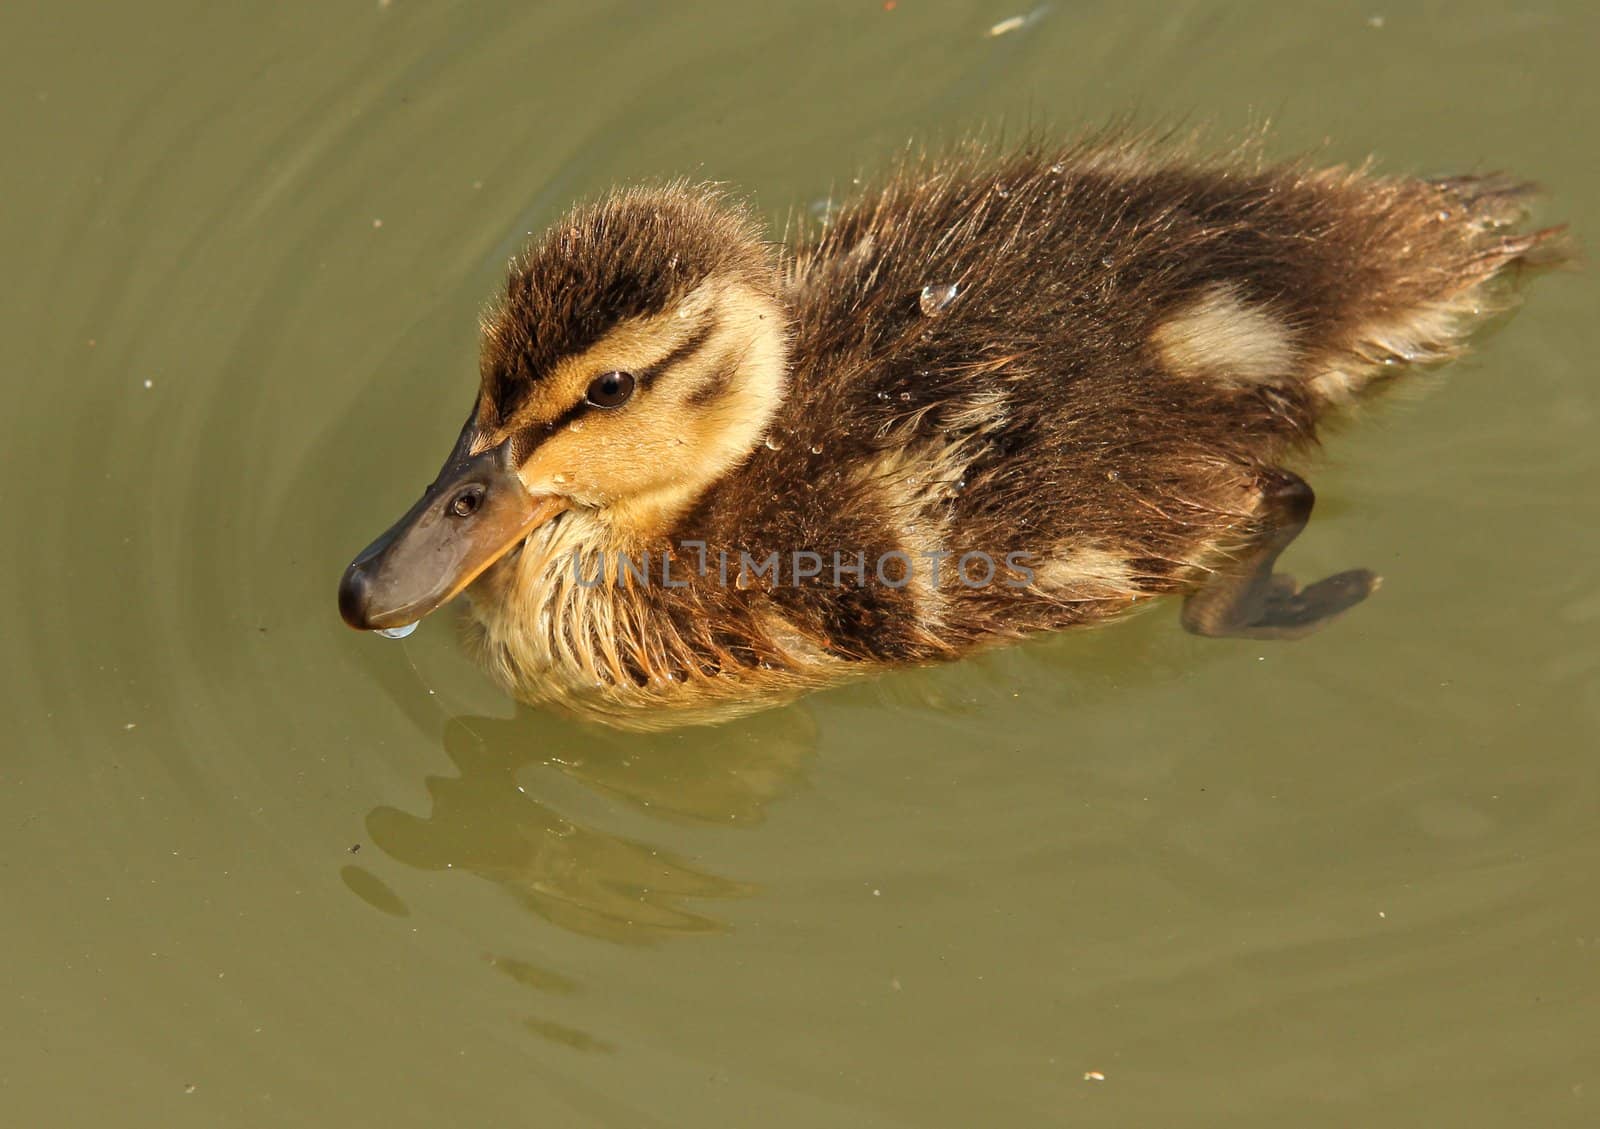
986,5 -> 1050,38
919,283 -> 959,316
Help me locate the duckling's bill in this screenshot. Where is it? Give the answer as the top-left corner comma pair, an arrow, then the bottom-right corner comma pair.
338,419 -> 565,635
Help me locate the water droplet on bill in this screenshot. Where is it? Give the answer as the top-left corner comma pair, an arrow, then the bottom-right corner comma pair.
377,623 -> 418,640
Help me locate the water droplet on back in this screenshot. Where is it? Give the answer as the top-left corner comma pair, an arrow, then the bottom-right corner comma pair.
919,283 -> 959,316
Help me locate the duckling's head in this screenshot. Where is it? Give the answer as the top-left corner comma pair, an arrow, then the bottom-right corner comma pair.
338,184 -> 788,633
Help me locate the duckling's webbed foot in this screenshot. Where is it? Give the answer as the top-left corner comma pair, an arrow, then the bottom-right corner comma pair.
1181,470 -> 1380,641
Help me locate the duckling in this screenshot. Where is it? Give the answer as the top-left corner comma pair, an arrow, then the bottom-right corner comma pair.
338,133 -> 1563,727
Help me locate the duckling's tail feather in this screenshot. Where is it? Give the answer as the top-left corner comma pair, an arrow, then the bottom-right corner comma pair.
1303,173 -> 1569,407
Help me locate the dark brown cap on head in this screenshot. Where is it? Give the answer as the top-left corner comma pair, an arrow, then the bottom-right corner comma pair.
479,183 -> 778,426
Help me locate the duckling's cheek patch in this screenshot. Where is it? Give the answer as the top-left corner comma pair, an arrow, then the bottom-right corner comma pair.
1151,284 -> 1295,386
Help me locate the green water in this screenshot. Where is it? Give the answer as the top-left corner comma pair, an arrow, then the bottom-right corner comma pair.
3,2 -> 1597,1125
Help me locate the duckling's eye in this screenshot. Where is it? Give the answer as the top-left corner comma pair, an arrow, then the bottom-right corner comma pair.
449,486 -> 484,518
585,370 -> 635,409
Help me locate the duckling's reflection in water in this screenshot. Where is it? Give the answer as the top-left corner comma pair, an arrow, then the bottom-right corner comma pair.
370,707 -> 817,938
347,703 -> 816,1050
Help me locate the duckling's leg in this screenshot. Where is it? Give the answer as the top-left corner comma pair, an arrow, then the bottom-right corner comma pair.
1181,470 -> 1379,640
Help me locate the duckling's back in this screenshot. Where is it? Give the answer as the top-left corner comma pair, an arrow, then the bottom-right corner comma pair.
786,137 -> 1561,420
719,136 -> 1564,653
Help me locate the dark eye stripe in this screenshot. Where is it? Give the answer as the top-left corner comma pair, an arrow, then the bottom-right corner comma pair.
635,318 -> 717,389
525,318 -> 721,440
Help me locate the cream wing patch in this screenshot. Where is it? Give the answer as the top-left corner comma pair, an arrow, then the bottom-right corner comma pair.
1152,283 -> 1296,386
1036,546 -> 1141,603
